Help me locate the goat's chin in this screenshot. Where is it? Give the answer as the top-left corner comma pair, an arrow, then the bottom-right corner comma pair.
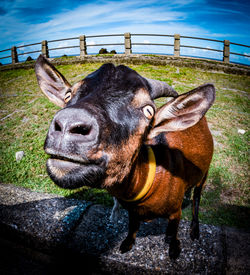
46,158 -> 105,189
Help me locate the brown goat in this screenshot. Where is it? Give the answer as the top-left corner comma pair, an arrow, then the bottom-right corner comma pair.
35,56 -> 215,259
109,116 -> 213,258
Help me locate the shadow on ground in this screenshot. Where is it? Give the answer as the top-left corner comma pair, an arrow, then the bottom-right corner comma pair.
0,183 -> 249,274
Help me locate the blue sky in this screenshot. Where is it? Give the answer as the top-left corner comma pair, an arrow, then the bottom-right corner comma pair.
0,0 -> 249,64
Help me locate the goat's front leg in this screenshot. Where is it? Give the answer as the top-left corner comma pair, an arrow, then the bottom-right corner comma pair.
120,212 -> 140,253
166,210 -> 181,259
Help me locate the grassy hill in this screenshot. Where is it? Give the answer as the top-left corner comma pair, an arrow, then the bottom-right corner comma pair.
0,62 -> 249,229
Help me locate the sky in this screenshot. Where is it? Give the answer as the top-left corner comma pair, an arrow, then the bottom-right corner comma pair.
0,0 -> 249,64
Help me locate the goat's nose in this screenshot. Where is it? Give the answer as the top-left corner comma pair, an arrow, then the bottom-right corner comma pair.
54,119 -> 92,137
48,108 -> 99,145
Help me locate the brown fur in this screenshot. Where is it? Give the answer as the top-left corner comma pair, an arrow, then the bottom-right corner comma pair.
71,80 -> 84,95
108,117 -> 213,258
131,88 -> 153,108
104,128 -> 147,188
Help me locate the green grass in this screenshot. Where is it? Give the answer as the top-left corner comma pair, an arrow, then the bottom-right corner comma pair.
0,62 -> 249,229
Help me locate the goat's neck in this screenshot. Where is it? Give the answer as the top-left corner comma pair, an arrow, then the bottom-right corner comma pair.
107,145 -> 151,201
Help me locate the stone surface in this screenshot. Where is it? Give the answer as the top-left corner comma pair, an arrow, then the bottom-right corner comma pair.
15,151 -> 25,161
0,183 -> 90,252
69,204 -> 225,274
237,129 -> 246,135
0,183 -> 249,274
224,227 -> 250,274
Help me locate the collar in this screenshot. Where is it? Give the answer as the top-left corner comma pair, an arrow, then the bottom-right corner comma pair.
123,146 -> 156,202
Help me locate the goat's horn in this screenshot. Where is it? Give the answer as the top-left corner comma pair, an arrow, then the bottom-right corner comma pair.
146,78 -> 178,99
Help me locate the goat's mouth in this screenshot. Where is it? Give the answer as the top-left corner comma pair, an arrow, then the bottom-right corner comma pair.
46,153 -> 106,189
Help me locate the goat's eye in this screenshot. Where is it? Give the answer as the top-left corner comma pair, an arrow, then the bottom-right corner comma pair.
143,105 -> 154,120
64,91 -> 72,103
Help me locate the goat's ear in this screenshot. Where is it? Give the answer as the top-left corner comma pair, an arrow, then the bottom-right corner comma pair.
148,84 -> 215,140
35,54 -> 71,108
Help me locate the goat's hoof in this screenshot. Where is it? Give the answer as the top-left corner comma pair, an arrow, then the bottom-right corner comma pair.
120,239 -> 134,254
169,240 -> 181,260
190,223 -> 200,241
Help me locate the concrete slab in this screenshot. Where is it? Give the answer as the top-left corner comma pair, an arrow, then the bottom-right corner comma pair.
224,226 -> 250,274
0,183 -> 249,274
69,204 -> 225,274
0,183 -> 90,252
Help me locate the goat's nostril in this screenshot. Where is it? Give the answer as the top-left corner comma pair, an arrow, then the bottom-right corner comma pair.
70,125 -> 91,136
55,121 -> 62,132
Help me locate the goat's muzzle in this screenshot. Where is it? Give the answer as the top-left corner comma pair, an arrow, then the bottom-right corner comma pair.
44,107 -> 106,189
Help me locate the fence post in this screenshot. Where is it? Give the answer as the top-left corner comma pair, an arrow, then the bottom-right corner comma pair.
11,46 -> 18,64
174,34 -> 180,57
80,35 -> 87,56
42,40 -> 49,58
124,32 -> 132,55
223,40 -> 230,63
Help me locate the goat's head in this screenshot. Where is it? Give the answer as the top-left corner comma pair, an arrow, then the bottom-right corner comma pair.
35,55 -> 215,189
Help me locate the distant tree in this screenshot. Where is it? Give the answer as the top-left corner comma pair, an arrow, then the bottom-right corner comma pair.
26,56 -> 33,62
110,50 -> 117,54
99,48 -> 109,54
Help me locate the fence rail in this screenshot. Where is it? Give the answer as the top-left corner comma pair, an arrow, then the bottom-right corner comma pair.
0,33 -> 249,65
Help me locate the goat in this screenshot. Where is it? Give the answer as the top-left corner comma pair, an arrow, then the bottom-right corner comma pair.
35,55 -> 215,259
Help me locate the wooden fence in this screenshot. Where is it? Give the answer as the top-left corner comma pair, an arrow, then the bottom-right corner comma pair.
0,33 -> 249,65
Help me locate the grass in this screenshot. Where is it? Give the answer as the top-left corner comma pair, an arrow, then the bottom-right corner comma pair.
0,62 -> 249,229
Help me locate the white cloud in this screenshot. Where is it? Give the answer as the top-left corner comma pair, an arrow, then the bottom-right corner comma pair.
26,2 -> 186,38
88,41 -> 96,46
0,0 -> 192,46
0,0 -> 249,65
